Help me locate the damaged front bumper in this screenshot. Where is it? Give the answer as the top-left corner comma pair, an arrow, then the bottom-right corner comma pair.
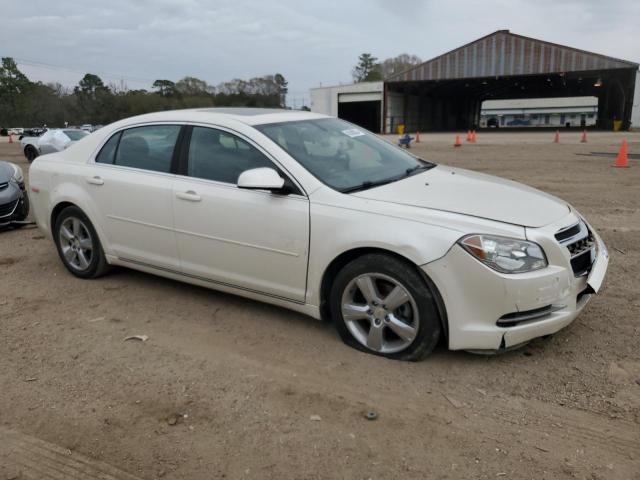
422,217 -> 608,352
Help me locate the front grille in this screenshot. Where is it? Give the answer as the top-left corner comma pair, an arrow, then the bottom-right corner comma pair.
555,220 -> 596,277
0,198 -> 19,218
555,223 -> 581,242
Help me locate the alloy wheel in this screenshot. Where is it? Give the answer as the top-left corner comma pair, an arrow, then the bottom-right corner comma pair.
58,217 -> 94,271
341,273 -> 419,354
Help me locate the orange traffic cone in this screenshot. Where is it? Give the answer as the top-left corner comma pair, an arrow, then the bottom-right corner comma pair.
454,134 -> 462,147
580,130 -> 587,143
613,139 -> 629,168
471,130 -> 477,143
466,130 -> 472,142
553,130 -> 560,143
8,133 -> 13,144
415,131 -> 421,143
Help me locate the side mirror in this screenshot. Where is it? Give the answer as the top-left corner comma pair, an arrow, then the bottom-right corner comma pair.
237,167 -> 285,192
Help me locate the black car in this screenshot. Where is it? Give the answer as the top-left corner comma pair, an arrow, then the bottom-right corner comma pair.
0,161 -> 30,227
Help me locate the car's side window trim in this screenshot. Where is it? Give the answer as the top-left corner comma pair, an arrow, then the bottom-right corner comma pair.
90,122 -> 185,177
110,131 -> 122,165
171,126 -> 189,175
180,123 -> 307,198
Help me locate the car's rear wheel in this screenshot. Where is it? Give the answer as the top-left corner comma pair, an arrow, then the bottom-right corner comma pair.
330,253 -> 441,361
53,206 -> 110,278
25,146 -> 38,163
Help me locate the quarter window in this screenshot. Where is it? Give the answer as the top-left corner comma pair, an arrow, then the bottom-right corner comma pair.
187,127 -> 273,184
114,125 -> 180,173
95,131 -> 121,164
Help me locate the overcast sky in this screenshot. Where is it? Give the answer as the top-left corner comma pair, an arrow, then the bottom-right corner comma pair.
2,0 -> 638,106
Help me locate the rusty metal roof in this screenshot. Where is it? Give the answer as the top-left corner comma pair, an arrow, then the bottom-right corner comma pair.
388,30 -> 638,82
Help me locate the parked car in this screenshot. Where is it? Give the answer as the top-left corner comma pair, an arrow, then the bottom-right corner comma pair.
486,117 -> 500,128
0,161 -> 30,227
21,128 -> 89,162
28,109 -> 608,360
81,124 -> 93,132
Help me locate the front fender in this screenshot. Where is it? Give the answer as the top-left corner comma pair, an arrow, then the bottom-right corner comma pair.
305,202 -> 463,307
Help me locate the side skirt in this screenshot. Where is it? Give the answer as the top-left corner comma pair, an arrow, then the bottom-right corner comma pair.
105,254 -> 322,320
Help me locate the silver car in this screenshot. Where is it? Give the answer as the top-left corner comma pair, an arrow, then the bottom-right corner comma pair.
21,129 -> 89,162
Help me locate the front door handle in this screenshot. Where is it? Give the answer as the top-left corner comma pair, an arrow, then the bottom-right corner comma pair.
86,176 -> 104,186
176,190 -> 202,202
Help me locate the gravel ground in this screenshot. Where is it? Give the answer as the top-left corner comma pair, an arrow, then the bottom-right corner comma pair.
0,130 -> 639,479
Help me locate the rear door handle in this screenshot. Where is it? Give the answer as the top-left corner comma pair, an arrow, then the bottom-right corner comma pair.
86,176 -> 104,186
176,190 -> 202,202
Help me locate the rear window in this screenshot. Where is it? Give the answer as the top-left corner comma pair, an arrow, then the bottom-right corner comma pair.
64,130 -> 89,141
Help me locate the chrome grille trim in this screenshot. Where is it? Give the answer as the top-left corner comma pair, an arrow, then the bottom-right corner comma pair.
555,221 -> 588,246
556,220 -> 596,277
0,198 -> 19,218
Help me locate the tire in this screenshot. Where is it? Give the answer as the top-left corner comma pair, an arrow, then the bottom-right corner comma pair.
25,146 -> 38,163
329,253 -> 441,361
53,206 -> 110,279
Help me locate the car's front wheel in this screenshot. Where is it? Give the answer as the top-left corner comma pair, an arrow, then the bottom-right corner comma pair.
53,206 -> 110,278
330,253 -> 441,361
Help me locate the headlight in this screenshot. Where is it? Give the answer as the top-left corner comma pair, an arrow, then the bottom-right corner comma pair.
459,234 -> 547,274
10,163 -> 24,184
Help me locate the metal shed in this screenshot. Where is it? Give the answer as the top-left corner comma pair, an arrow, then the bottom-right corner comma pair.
384,30 -> 638,132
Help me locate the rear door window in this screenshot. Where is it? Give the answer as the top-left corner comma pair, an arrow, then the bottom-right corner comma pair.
113,125 -> 181,173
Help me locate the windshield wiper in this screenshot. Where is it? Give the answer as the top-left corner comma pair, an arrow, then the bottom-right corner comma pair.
342,162 -> 435,194
341,179 -> 396,193
406,161 -> 436,176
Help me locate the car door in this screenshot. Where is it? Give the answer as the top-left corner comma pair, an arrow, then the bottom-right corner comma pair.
90,124 -> 182,270
172,125 -> 310,302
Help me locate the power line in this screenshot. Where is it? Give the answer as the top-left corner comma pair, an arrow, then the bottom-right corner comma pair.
8,56 -> 156,85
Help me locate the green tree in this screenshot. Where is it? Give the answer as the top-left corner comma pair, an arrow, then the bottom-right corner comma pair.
380,53 -> 422,79
274,73 -> 288,107
74,73 -> 109,98
152,79 -> 176,97
352,53 -> 382,82
73,74 -> 112,124
0,57 -> 33,124
175,76 -> 211,96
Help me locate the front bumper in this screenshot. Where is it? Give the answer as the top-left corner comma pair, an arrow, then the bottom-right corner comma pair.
0,183 -> 29,226
423,214 -> 608,351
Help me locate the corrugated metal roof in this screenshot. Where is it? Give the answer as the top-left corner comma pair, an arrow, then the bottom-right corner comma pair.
388,30 -> 638,82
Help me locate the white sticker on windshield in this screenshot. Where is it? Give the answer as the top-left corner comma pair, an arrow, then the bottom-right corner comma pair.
342,128 -> 365,138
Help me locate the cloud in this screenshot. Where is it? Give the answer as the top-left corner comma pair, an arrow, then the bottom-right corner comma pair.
1,0 -> 638,104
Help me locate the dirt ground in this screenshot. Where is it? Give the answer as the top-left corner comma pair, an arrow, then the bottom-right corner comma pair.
0,130 -> 639,479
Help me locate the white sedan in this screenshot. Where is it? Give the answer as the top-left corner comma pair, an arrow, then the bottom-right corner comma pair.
28,109 -> 608,360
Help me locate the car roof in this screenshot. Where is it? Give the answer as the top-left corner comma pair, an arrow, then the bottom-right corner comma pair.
112,108 -> 329,127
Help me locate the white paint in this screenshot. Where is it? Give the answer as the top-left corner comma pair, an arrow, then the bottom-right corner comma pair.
28,108 -> 608,354
632,70 -> 640,130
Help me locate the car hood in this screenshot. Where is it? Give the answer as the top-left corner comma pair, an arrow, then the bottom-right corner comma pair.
0,161 -> 14,183
352,165 -> 569,228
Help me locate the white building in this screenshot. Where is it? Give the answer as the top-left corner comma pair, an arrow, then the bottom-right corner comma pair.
310,82 -> 383,132
480,97 -> 598,128
632,70 -> 640,130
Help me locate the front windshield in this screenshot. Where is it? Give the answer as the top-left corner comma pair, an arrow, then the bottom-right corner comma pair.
256,118 -> 434,192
